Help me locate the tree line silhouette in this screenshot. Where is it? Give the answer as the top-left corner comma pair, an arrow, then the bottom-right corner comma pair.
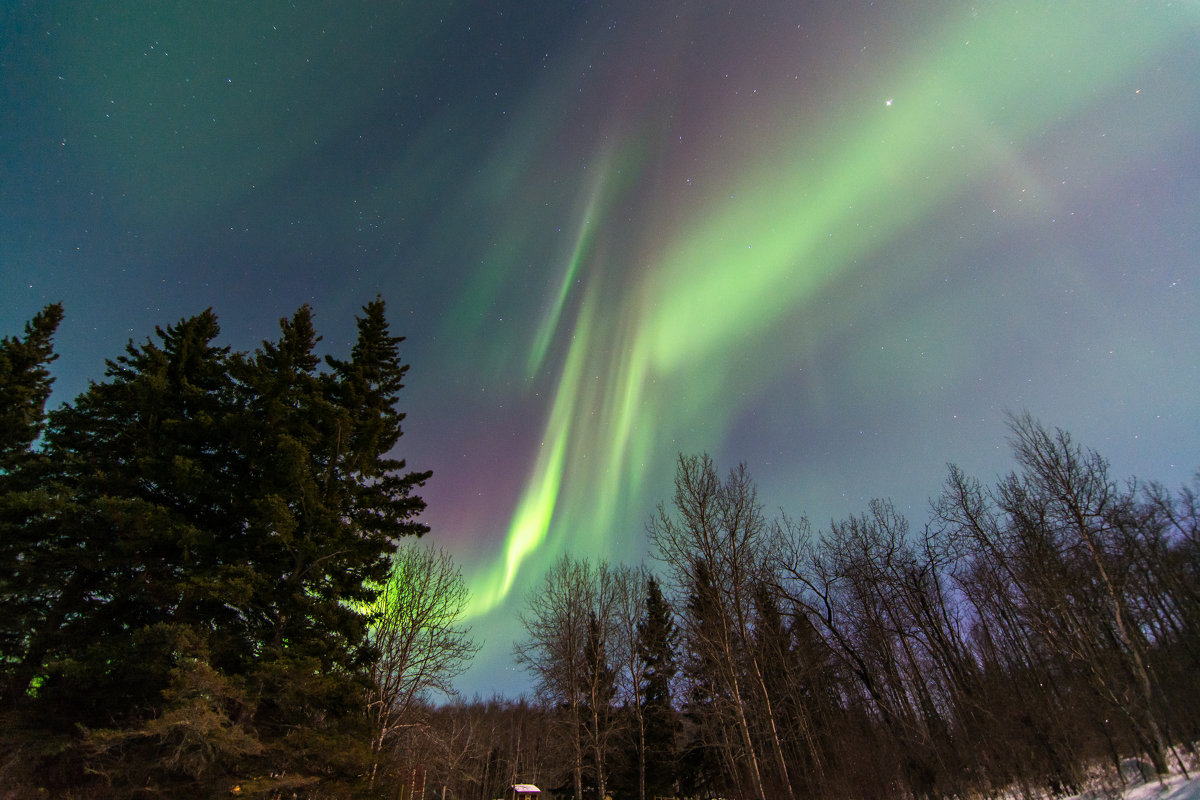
2,303 -> 1196,799
490,426 -> 1199,800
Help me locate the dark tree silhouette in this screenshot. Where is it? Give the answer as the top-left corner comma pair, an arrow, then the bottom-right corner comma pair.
0,301 -> 429,798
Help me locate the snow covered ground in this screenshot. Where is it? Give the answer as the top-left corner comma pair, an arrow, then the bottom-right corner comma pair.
1066,773 -> 1200,800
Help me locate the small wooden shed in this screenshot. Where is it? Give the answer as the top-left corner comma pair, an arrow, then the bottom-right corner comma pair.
508,784 -> 540,800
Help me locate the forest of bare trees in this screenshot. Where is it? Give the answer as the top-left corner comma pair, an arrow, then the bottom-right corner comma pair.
481,414 -> 1199,800
374,416 -> 1198,800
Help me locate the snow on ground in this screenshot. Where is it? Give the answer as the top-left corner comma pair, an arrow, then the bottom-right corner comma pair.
1117,775 -> 1200,800
1065,773 -> 1200,800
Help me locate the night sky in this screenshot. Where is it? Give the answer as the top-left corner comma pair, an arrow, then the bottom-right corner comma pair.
3,1 -> 1199,698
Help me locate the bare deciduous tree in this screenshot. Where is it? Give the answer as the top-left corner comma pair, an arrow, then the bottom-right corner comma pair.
367,543 -> 478,785
609,564 -> 649,800
514,555 -> 593,800
650,453 -> 796,800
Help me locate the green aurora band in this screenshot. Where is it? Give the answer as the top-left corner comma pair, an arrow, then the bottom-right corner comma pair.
459,1 -> 1190,619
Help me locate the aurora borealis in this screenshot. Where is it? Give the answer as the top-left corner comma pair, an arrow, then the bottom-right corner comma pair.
3,1 -> 1199,696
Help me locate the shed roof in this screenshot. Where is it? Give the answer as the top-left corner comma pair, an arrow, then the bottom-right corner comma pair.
510,785 -> 540,794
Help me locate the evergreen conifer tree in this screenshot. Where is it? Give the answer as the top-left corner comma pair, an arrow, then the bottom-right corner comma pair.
0,303 -> 63,469
638,575 -> 678,799
0,303 -> 65,696
0,301 -> 430,798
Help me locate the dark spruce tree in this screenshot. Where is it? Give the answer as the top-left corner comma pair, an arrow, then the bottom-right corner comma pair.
0,303 -> 63,469
637,575 -> 679,800
234,299 -> 432,793
0,301 -> 430,799
0,309 -> 254,793
677,560 -> 737,799
0,304 -> 65,697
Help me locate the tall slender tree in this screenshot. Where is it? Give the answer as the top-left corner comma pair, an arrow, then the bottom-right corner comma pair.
649,454 -> 795,800
637,575 -> 678,800
581,608 -> 618,800
515,554 -> 592,800
0,303 -> 65,695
